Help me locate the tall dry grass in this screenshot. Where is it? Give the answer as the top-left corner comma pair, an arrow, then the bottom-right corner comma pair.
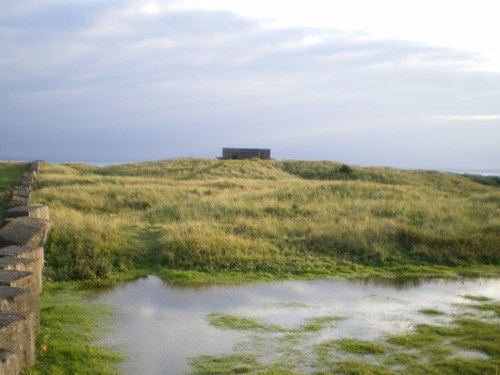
32,159 -> 500,280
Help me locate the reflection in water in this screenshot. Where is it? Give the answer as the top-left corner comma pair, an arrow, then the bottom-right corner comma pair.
349,275 -> 472,290
351,275 -> 497,290
98,276 -> 500,375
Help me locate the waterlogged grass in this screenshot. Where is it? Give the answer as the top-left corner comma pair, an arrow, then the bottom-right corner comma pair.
326,338 -> 387,355
194,300 -> 500,375
382,302 -> 500,374
418,308 -> 445,316
385,317 -> 500,374
207,312 -> 345,333
31,159 -> 500,283
331,361 -> 393,375
207,313 -> 286,332
23,282 -> 123,375
463,295 -> 493,302
189,354 -> 301,375
472,302 -> 500,316
298,315 -> 345,332
189,354 -> 259,374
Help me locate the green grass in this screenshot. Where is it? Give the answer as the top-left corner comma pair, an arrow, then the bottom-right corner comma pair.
329,361 -> 393,375
22,282 -> 123,375
317,338 -> 387,356
0,161 -> 27,217
30,158 -> 500,283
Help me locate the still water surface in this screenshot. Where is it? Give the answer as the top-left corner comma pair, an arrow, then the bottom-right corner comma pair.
98,276 -> 500,374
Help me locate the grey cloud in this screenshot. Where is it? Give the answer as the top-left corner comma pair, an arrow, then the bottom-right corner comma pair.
1,4 -> 103,32
1,2 -> 499,168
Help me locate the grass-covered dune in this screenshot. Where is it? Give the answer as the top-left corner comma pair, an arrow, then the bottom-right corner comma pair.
32,158 -> 500,282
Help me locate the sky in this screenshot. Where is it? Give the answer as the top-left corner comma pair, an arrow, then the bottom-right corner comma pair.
1,0 -> 500,169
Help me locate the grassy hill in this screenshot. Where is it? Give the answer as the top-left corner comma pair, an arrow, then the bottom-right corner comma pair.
32,158 -> 500,282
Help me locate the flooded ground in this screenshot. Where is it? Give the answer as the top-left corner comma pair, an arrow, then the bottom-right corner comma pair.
98,276 -> 500,374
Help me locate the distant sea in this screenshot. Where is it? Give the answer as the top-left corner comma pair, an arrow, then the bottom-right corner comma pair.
443,169 -> 500,177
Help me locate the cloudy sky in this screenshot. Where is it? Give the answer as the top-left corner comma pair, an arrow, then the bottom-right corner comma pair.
1,0 -> 500,169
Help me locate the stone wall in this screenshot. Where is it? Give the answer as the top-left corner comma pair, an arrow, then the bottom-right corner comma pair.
0,161 -> 50,374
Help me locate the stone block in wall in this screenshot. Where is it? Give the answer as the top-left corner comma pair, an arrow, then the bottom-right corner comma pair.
14,186 -> 31,200
0,258 -> 38,295
0,348 -> 20,375
3,205 -> 50,222
0,287 -> 36,318
4,196 -> 30,209
0,273 -> 38,341
0,285 -> 39,340
28,161 -> 42,176
0,247 -> 43,294
0,312 -> 33,368
0,257 -> 32,272
0,217 -> 50,248
21,173 -> 35,187
0,270 -> 34,291
0,246 -> 43,262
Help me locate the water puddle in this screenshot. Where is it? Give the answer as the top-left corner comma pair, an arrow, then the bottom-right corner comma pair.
98,276 -> 500,374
